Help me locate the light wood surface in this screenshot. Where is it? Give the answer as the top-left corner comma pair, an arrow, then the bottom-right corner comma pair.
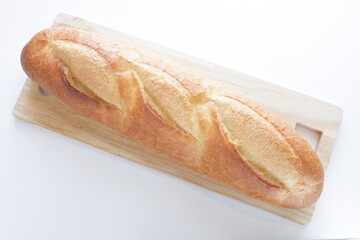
13,13 -> 343,224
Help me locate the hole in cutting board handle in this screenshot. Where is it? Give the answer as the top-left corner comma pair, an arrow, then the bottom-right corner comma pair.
38,86 -> 52,96
295,123 -> 322,151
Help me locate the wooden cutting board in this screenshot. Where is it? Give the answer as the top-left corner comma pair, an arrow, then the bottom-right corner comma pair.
13,13 -> 343,224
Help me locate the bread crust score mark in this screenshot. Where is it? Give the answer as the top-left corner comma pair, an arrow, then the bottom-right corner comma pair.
21,27 -> 324,208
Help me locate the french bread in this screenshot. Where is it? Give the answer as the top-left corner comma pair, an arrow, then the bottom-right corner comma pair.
21,27 -> 324,209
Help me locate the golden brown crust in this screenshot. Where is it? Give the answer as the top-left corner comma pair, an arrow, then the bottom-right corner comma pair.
21,27 -> 324,208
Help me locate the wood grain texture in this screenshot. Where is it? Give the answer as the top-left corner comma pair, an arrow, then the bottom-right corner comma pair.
13,13 -> 343,224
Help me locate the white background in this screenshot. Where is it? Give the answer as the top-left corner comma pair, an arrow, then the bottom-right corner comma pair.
1,0 -> 359,239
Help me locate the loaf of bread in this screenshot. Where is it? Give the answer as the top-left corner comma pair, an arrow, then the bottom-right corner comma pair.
21,27 -> 324,209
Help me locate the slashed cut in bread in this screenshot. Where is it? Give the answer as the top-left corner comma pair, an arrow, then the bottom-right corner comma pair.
21,27 -> 324,208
